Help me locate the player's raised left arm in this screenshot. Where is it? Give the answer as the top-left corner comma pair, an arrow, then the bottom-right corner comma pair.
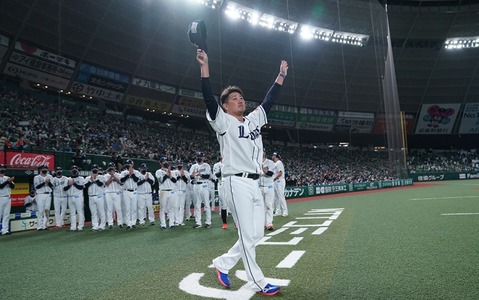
261,60 -> 289,114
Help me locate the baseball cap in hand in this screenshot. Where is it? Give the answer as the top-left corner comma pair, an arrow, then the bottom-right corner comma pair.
187,20 -> 208,52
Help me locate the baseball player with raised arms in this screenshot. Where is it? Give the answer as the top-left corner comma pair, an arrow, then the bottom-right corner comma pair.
189,155 -> 212,229
85,164 -> 106,231
52,167 -> 68,228
272,152 -> 288,217
259,151 -> 275,231
104,162 -> 123,228
34,165 -> 54,230
196,49 -> 287,296
63,165 -> 85,231
120,159 -> 141,229
155,159 -> 177,229
137,163 -> 155,226
0,164 -> 15,235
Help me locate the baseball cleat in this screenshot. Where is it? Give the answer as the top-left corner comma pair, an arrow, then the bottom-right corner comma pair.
193,224 -> 202,229
161,226 -> 166,230
258,283 -> 281,296
204,224 -> 212,229
119,225 -> 123,229
109,225 -> 113,229
222,223 -> 228,229
150,222 -> 155,226
216,269 -> 231,288
266,225 -> 274,231
282,213 -> 288,217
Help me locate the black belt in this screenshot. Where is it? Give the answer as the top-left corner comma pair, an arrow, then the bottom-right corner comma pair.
195,182 -> 205,184
235,173 -> 260,180
125,189 -> 136,192
161,189 -> 171,191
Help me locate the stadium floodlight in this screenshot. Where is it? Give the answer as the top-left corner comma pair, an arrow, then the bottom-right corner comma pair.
259,13 -> 298,34
225,1 -> 261,25
445,36 -> 479,49
197,0 -> 223,9
331,31 -> 369,47
300,24 -> 334,41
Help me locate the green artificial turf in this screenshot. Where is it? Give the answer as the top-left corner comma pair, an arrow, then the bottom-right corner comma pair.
1,180 -> 479,299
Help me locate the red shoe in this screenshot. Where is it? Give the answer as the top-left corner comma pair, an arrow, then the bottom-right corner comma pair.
222,223 -> 228,229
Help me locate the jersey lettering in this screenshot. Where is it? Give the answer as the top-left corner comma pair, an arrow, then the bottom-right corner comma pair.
238,125 -> 261,140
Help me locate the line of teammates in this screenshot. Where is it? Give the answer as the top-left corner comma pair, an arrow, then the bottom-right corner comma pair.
0,151 -> 288,235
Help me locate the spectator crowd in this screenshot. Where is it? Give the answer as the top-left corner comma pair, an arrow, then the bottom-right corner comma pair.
2,83 -> 478,187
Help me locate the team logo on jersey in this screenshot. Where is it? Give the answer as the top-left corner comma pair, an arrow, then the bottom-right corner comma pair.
238,125 -> 261,140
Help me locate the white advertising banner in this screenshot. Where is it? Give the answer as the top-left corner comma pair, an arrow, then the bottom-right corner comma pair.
458,103 -> 479,134
15,41 -> 76,68
171,105 -> 206,118
70,82 -> 124,102
415,103 -> 461,134
4,62 -> 70,89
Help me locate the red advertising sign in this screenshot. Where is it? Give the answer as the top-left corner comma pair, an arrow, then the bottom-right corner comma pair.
11,194 -> 28,207
1,151 -> 55,170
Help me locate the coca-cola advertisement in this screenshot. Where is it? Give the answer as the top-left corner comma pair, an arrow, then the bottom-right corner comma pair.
1,151 -> 55,170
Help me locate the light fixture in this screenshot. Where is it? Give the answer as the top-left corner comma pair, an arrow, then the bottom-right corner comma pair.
331,31 -> 369,47
259,13 -> 297,34
197,0 -> 222,10
300,24 -> 333,41
225,2 -> 260,25
445,36 -> 479,49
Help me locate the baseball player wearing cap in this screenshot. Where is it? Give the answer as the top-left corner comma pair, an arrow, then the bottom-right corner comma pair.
0,164 -> 15,235
104,163 -> 123,228
197,49 -> 287,295
155,160 -> 177,229
63,165 -> 85,231
213,156 -> 228,229
24,189 -> 37,214
34,165 -> 54,230
189,157 -> 212,228
85,165 -> 106,231
137,163 -> 155,226
173,162 -> 189,226
52,167 -> 68,228
260,151 -> 275,230
272,153 -> 288,217
120,160 -> 141,229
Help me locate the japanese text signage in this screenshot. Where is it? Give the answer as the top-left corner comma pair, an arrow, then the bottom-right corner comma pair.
415,103 -> 461,134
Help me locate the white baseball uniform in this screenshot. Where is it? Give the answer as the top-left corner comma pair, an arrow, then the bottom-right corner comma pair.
207,100 -> 269,291
52,175 -> 68,228
64,175 -> 85,231
173,168 -> 190,226
24,194 -> 37,213
34,173 -> 54,230
155,168 -> 177,228
137,171 -> 155,225
273,159 -> 287,216
104,171 -> 123,227
85,174 -> 106,230
120,169 -> 141,227
213,161 -> 226,210
189,162 -> 212,227
0,174 -> 14,235
260,158 -> 275,227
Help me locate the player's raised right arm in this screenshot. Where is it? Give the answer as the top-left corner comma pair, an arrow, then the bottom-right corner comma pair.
197,49 -> 219,120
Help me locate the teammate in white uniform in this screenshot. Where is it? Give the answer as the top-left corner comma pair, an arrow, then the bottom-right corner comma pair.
206,158 -> 216,213
85,164 -> 106,231
213,156 -> 228,229
184,163 -> 194,221
189,156 -> 212,229
52,167 -> 68,228
259,151 -> 275,230
272,153 -> 288,217
64,165 -> 85,231
24,189 -> 37,214
104,163 -> 123,228
34,165 -> 54,230
155,159 -> 177,229
137,163 -> 155,226
173,162 -> 189,227
120,159 -> 141,229
0,164 -> 15,235
197,49 -> 287,295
